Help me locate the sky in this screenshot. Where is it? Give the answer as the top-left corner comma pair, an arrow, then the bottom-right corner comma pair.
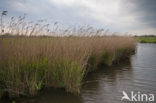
0,0 -> 156,35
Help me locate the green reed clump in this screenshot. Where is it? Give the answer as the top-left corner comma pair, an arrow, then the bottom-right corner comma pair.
99,51 -> 113,66
44,59 -> 84,93
87,51 -> 112,71
0,58 -> 85,97
0,58 -> 44,97
112,48 -> 135,64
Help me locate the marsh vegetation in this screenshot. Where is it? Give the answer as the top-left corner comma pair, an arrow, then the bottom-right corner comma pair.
0,11 -> 137,98
138,36 -> 156,43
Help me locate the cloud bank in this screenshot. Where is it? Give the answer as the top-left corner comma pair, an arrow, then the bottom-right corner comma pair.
0,0 -> 156,35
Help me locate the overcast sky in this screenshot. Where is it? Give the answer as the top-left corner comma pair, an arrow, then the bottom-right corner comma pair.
0,0 -> 156,35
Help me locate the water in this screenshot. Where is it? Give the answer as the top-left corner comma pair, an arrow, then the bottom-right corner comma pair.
2,43 -> 156,103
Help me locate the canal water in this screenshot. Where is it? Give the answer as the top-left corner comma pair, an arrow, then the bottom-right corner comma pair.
1,43 -> 156,103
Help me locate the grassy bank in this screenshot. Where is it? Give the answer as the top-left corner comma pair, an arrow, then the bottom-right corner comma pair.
0,36 -> 136,98
138,36 -> 156,43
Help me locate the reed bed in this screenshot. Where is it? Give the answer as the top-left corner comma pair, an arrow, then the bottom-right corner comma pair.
0,11 -> 137,98
0,36 -> 136,98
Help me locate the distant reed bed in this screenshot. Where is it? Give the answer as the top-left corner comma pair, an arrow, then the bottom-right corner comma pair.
0,11 -> 137,98
138,36 -> 156,43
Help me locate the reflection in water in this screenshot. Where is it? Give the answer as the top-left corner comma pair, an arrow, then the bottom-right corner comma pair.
82,64 -> 133,103
1,88 -> 83,103
1,43 -> 156,103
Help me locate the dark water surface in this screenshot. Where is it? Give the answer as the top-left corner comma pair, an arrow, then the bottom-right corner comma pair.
1,43 -> 156,103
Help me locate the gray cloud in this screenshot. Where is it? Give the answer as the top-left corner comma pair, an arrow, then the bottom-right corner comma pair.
123,0 -> 156,27
0,0 -> 156,35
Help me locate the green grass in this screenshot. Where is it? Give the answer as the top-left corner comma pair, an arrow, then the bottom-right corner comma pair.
0,57 -> 84,97
138,37 -> 156,43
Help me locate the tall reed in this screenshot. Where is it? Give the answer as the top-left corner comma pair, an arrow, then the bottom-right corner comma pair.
0,12 -> 137,98
0,36 -> 136,98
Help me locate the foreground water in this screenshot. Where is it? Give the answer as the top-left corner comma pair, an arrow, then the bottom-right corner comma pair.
1,43 -> 156,103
